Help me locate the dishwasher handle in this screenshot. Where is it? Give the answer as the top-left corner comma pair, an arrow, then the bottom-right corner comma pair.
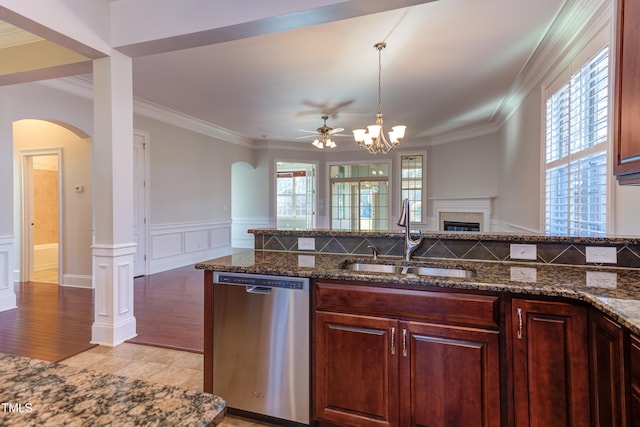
246,286 -> 272,294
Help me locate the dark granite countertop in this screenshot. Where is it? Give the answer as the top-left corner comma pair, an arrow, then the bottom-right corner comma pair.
196,249 -> 640,336
0,353 -> 225,426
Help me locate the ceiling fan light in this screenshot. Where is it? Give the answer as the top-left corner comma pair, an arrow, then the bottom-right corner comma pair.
392,125 -> 406,139
367,124 -> 381,138
353,129 -> 366,142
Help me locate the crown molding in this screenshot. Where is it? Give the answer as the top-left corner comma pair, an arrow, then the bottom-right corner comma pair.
494,0 -> 610,125
38,76 -> 255,147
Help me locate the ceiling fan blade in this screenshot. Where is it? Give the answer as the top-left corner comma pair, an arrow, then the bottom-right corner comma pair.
296,134 -> 317,139
328,127 -> 345,134
298,129 -> 318,134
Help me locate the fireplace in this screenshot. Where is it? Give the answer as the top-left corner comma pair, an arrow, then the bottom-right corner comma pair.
443,220 -> 480,232
431,197 -> 493,232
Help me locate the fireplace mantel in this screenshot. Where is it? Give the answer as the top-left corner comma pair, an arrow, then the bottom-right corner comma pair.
431,197 -> 494,232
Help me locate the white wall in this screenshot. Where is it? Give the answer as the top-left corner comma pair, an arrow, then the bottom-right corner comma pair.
133,115 -> 254,268
13,119 -> 93,286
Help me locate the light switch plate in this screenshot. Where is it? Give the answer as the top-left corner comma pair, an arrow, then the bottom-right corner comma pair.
586,271 -> 617,289
510,244 -> 537,261
585,246 -> 617,264
298,237 -> 315,251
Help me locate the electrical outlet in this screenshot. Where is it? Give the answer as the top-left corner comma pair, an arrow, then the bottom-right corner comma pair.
586,271 -> 617,289
510,244 -> 537,261
510,266 -> 537,283
297,255 -> 315,268
298,237 -> 315,251
585,246 -> 617,264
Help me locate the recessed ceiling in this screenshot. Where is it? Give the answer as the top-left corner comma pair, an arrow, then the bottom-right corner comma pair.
130,0 -> 564,147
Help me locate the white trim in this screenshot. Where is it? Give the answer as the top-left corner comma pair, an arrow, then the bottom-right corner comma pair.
431,197 -> 494,232
19,148 -> 64,286
39,77 -> 255,147
62,274 -> 93,289
149,220 -> 232,274
326,159 -> 393,230
133,129 -> 151,276
0,236 -> 17,312
232,217 -> 269,248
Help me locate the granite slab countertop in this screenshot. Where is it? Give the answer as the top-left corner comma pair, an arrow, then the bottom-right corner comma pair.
0,353 -> 225,426
196,249 -> 640,336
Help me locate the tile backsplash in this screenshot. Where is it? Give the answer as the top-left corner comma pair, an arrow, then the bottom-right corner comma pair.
252,231 -> 640,269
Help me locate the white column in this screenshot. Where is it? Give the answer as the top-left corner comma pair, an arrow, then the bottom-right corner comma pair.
91,51 -> 137,346
0,117 -> 16,311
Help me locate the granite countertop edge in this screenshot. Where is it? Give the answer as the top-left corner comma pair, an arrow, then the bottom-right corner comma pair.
196,249 -> 640,336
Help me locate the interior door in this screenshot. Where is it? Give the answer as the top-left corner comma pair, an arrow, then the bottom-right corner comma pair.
133,133 -> 148,277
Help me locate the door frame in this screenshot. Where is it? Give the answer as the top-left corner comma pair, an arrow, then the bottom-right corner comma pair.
275,160 -> 318,229
133,129 -> 150,277
19,148 -> 63,284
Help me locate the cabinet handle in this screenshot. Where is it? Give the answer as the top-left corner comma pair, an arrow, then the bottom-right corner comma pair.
391,327 -> 396,355
517,307 -> 523,339
402,328 -> 408,357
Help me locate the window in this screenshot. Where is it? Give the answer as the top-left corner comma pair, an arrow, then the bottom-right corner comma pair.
277,170 -> 312,229
544,45 -> 609,236
400,155 -> 424,223
329,163 -> 389,231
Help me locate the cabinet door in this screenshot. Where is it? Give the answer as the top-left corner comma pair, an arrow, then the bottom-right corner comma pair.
630,335 -> 640,427
589,309 -> 628,427
614,0 -> 640,184
314,311 -> 399,427
511,299 -> 590,427
399,321 -> 501,427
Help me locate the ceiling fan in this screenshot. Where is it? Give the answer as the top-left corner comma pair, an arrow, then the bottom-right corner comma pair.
297,115 -> 348,149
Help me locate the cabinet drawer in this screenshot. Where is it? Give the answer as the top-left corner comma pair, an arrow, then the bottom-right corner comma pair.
314,281 -> 499,329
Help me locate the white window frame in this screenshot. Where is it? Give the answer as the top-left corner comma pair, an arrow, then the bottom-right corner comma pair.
397,151 -> 426,225
326,160 -> 393,231
540,24 -> 613,236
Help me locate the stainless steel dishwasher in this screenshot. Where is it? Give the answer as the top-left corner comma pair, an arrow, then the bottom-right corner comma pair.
212,271 -> 309,425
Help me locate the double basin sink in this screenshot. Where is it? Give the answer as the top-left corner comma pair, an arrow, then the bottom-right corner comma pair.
340,260 -> 474,279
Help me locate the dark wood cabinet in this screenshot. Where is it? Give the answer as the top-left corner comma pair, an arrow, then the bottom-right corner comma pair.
399,321 -> 500,427
630,335 -> 640,426
614,0 -> 640,184
314,311 -> 399,427
313,280 -> 501,427
589,309 -> 628,427
511,298 -> 590,427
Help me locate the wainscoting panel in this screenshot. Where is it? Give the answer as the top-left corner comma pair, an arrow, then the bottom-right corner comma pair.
150,221 -> 232,274
0,236 -> 16,312
232,217 -> 271,248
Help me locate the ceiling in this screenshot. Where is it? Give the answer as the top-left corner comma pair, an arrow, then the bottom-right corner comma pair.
1,0 -> 566,149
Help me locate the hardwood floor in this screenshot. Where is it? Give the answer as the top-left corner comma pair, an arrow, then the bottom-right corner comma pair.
0,281 -> 95,362
128,265 -> 204,352
0,265 -> 205,361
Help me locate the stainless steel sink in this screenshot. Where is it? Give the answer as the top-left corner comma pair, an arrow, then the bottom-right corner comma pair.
342,262 -> 474,278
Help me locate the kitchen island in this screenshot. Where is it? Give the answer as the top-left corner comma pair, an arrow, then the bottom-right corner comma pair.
198,229 -> 640,426
0,352 -> 225,426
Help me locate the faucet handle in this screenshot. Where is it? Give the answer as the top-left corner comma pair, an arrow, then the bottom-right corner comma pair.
367,245 -> 380,260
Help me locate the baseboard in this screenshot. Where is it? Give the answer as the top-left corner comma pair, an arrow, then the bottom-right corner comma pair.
0,292 -> 17,312
62,274 -> 93,289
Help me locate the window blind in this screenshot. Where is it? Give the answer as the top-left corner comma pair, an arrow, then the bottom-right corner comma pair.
544,45 -> 609,236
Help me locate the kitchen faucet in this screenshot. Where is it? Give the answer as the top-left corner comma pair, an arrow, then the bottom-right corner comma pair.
397,198 -> 423,261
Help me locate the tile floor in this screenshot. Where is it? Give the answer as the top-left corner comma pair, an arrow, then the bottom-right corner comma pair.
61,343 -> 278,427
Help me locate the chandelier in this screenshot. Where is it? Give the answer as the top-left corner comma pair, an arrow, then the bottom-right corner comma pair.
353,42 -> 406,155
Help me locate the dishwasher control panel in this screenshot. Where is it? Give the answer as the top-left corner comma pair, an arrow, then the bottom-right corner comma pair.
213,271 -> 309,290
